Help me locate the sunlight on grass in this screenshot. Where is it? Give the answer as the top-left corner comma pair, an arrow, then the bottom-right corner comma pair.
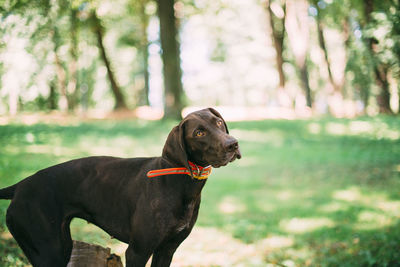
76,134 -> 162,158
25,132 -> 35,143
376,200 -> 400,216
235,156 -> 259,167
320,119 -> 400,139
218,196 -> 247,214
78,135 -> 136,157
333,187 -> 362,202
229,129 -> 284,146
276,190 -> 294,201
255,200 -> 276,213
348,120 -> 373,134
355,211 -> 393,230
326,122 -> 347,135
280,217 -> 335,234
173,227 -> 264,266
333,187 -> 400,216
318,202 -> 348,213
395,164 -> 400,172
332,186 -> 400,231
307,122 -> 321,134
25,145 -> 76,156
3,143 -> 75,158
374,121 -> 400,140
257,235 -> 294,249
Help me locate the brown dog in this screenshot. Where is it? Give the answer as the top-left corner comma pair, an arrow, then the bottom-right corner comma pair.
0,108 -> 241,267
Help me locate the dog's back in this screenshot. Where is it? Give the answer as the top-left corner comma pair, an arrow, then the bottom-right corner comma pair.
0,184 -> 16,199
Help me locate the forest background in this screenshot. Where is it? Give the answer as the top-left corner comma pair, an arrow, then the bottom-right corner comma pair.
0,0 -> 399,266
0,0 -> 399,118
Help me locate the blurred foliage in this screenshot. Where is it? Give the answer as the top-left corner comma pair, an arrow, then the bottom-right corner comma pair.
0,117 -> 399,265
0,0 -> 399,115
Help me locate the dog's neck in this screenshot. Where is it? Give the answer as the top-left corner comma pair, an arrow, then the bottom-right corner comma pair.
147,160 -> 212,180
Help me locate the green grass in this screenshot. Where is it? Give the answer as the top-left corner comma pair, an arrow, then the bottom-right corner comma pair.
0,116 -> 399,266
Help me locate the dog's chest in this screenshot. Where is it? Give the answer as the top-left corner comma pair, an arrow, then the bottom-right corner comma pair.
176,202 -> 196,232
150,197 -> 199,234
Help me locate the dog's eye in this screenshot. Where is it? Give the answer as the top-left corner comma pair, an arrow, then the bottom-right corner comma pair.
216,120 -> 223,127
195,130 -> 205,137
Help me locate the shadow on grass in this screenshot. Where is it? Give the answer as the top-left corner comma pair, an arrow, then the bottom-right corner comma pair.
0,235 -> 29,267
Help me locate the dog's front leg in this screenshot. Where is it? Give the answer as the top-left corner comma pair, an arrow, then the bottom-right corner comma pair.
150,227 -> 192,267
125,244 -> 152,267
150,243 -> 177,267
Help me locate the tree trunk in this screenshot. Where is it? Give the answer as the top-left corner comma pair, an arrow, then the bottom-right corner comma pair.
67,8 -> 79,111
299,64 -> 312,108
156,0 -> 184,119
363,0 -> 392,114
67,240 -> 122,267
48,81 -> 57,110
315,6 -> 340,93
139,0 -> 150,105
285,0 -> 312,107
341,16 -> 350,91
374,65 -> 392,113
92,11 -> 128,110
52,27 -> 69,111
266,0 -> 286,90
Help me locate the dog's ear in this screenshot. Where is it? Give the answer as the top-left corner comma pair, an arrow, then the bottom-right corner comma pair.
208,107 -> 229,134
162,120 -> 192,176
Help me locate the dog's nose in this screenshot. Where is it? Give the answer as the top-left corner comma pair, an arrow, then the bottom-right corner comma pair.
225,138 -> 239,152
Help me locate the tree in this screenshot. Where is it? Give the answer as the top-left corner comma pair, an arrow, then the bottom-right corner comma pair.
266,0 -> 286,91
52,26 -> 68,111
266,0 -> 291,107
156,0 -> 184,119
137,0 -> 151,106
124,0 -> 151,106
362,0 -> 393,114
285,0 -> 312,107
91,10 -> 128,110
313,1 -> 341,94
67,8 -> 79,111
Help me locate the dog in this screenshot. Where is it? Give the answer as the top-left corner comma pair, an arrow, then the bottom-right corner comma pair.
0,108 -> 241,267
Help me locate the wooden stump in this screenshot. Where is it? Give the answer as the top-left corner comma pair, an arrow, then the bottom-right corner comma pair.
67,240 -> 123,267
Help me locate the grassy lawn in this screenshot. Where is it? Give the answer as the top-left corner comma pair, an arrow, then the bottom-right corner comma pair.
0,116 -> 399,266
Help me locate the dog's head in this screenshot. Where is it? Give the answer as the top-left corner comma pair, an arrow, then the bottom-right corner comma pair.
162,108 -> 241,173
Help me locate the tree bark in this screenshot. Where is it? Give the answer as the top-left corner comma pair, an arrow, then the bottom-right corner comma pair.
315,5 -> 340,93
341,16 -> 350,90
300,64 -> 312,108
373,64 -> 392,113
363,0 -> 392,114
285,0 -> 312,107
52,27 -> 69,111
48,81 -> 57,110
67,240 -> 122,267
266,0 -> 286,90
139,0 -> 150,105
67,8 -> 79,111
156,0 -> 184,119
92,11 -> 128,110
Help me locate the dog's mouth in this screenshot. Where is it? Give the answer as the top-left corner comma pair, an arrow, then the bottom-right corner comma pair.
211,149 -> 241,168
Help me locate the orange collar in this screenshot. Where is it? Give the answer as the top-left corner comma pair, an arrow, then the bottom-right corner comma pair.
147,161 -> 212,180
